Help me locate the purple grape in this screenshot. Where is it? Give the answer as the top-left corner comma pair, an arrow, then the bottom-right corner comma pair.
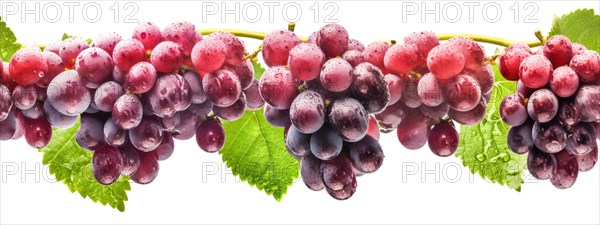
262,29 -> 301,67
351,63 -> 390,113
551,150 -> 578,189
59,38 -> 89,69
24,117 -> 52,148
448,98 -> 487,126
112,93 -> 143,130
264,105 -> 291,128
132,22 -> 162,51
349,135 -> 384,172
0,111 -> 18,140
527,89 -> 559,123
94,81 -> 123,112
213,93 -> 246,121
203,69 -> 241,108
417,73 -> 444,107
532,120 -> 567,154
320,58 -> 353,93
543,35 -> 572,68
320,153 -> 354,191
119,144 -> 141,176
558,103 -> 582,127
470,65 -> 495,95
258,66 -> 298,109
576,145 -> 597,172
187,100 -> 213,116
148,74 -> 192,117
401,74 -> 423,108
0,84 -> 13,121
574,85 -> 600,122
310,127 -> 343,161
196,119 -> 225,153
300,155 -> 325,191
228,60 -> 254,90
428,123 -> 459,157
21,101 -> 44,119
384,74 -> 403,106
75,47 -> 114,88
500,94 -> 528,126
519,55 -> 553,89
125,62 -> 157,94
348,39 -> 365,52
447,37 -> 485,71
113,39 -> 146,72
92,32 -> 123,55
160,112 -> 180,132
290,91 -> 325,134
419,102 -> 450,119
37,51 -> 64,88
162,21 -> 201,56
104,119 -> 127,147
129,116 -> 163,152
130,151 -> 159,184
329,98 -> 369,142
46,70 -> 91,116
507,121 -> 534,154
10,47 -> 48,86
285,125 -> 311,156
362,42 -> 389,71
172,110 -> 201,140
342,50 -> 364,67
76,114 -> 105,150
244,80 -> 264,110
183,71 -> 208,104
397,111 -> 431,149
570,50 -> 600,84
150,41 -> 183,73
527,147 -> 556,180
288,43 -> 325,81
43,101 -> 78,129
92,145 -> 123,185
318,24 -> 349,58
565,123 -> 597,155
549,66 -> 579,98
374,101 -> 407,131
12,85 -> 37,110
445,74 -> 481,112
206,32 -> 246,66
154,133 -> 175,161
326,176 -> 357,200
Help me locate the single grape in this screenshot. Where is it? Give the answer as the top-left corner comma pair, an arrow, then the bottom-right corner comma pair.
288,43 -> 325,81
318,24 -> 349,58
0,111 -> 18,140
160,112 -> 180,132
112,39 -> 146,71
21,101 -> 44,119
112,93 -> 143,129
397,111 -> 431,150
92,145 -> 123,185
130,150 -> 160,184
300,155 -> 325,191
37,52 -> 65,88
154,133 -> 175,161
162,21 -> 201,56
403,31 -> 440,60
384,43 -> 420,75
226,61 -> 254,90
119,144 -> 141,176
320,153 -> 354,191
527,147 -> 556,180
569,50 -> 600,84
94,81 -> 123,112
571,43 -> 588,56
92,32 -> 122,56
148,74 -> 192,117
125,62 -> 157,94
427,44 -> 465,80
565,123 -> 597,155
401,74 -> 422,108
183,71 -> 208,104
448,98 -> 487,125
367,116 -> 380,140
550,66 -> 579,98
12,85 -> 37,110
417,73 -> 444,107
362,42 -> 389,72
574,85 -> 600,122
172,110 -> 201,140
258,66 -> 298,109
500,94 -> 528,126
349,135 -> 384,173
384,74 -> 403,106
46,70 -> 91,116
9,47 -> 48,85
290,91 -> 325,134
285,124 -> 311,156
507,121 -> 534,154
576,145 -> 597,172
519,55 -> 553,89
207,32 -> 246,66
374,101 -> 407,131
321,58 -> 354,92
112,66 -> 126,84
551,150 -> 579,189
262,29 -> 302,67
326,176 -> 357,200
104,119 -> 127,147
76,114 -> 105,150
59,38 -> 89,68
348,39 -> 365,51
444,74 -> 481,112
532,120 -> 567,154
469,65 -> 495,95
517,80 -> 534,98
558,103 -> 582,127
329,98 -> 369,142
351,63 -> 390,113
151,41 -> 183,73
543,35 -> 573,68
75,47 -> 114,88
527,89 -> 559,123
428,123 -> 459,157
43,41 -> 62,55
447,37 -> 485,71
195,119 -> 225,153
191,38 -> 227,73
43,101 -> 78,129
419,102 -> 450,119
244,80 -> 264,110
132,22 -> 162,51
203,69 -> 242,108
24,117 -> 52,148
129,116 -> 163,152
264,105 -> 291,128
310,127 -> 343,161
213,93 -> 246,121
342,50 -> 364,67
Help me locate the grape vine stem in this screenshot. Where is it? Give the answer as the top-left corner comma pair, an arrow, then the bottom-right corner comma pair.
200,29 -> 543,48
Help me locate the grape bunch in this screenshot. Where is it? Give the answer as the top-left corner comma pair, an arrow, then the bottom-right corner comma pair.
259,24 -> 386,200
373,31 -> 492,156
499,35 -> 599,189
0,21 -> 259,186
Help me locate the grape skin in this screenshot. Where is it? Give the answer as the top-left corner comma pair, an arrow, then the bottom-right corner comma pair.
119,144 -> 141,176
397,112 -> 431,150
95,81 -> 123,112
519,55 -> 553,89
551,150 -> 579,189
203,69 -> 241,108
569,50 -> 600,84
150,41 -> 183,73
375,101 -> 407,131
155,134 -> 175,160
507,121 -> 534,154
384,43 -> 420,75
112,93 -> 143,130
290,91 -> 325,134
543,35 -> 573,68
350,63 -> 390,113
419,102 -> 450,119
527,89 -> 559,123
320,58 -> 353,93
444,74 -> 481,112
113,39 -> 146,72
349,135 -> 384,172
227,60 -> 254,90
417,73 -> 444,107
22,101 -> 44,119
258,66 -> 298,109
401,74 -> 422,108
104,119 -> 127,147
403,31 -> 439,61
172,110 -> 201,140
24,117 -> 52,148
329,98 -> 369,142
320,153 -> 354,191
310,127 -> 343,161
362,42 -> 389,72
130,150 -> 160,184
76,114 -> 106,150
125,62 -> 157,94
75,47 -> 114,89
288,43 -> 325,81
191,38 -> 227,73
428,123 -> 459,157
558,103 -> 582,127
285,125 -> 311,156
532,120 -> 567,154
565,123 -> 597,155
348,39 -> 365,52
195,119 -> 226,153
244,80 -> 264,110
500,94 -> 528,127
342,50 -> 364,67
447,37 -> 485,72
213,93 -> 246,121
207,32 -> 246,66
264,105 -> 291,128
300,155 -> 325,191
162,21 -> 201,56
576,146 -> 597,172
318,24 -> 349,58
549,66 -> 579,98
527,147 -> 556,180
92,145 -> 123,185
129,116 -> 163,152
499,47 -> 530,81
132,22 -> 162,51
448,98 -> 487,126
38,52 -> 65,88
574,85 -> 600,122
43,101 -> 77,129
12,85 -> 37,110
59,38 -> 89,68
262,29 -> 302,67
427,44 -> 465,80
9,47 -> 48,85
46,70 -> 91,116
183,71 -> 208,104
384,74 -> 403,106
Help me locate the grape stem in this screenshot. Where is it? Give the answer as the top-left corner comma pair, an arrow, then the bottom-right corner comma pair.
199,29 -> 543,48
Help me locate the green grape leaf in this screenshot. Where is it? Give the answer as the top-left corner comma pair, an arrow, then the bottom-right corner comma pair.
455,64 -> 527,191
549,9 -> 600,53
252,61 -> 266,80
39,120 -> 131,212
0,16 -> 21,61
220,109 -> 299,201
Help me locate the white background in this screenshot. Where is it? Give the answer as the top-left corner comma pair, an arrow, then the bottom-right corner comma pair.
1,1 -> 600,224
